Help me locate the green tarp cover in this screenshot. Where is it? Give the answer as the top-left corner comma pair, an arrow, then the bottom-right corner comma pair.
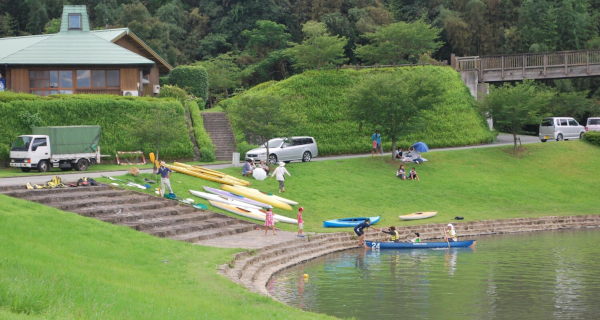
32,126 -> 100,155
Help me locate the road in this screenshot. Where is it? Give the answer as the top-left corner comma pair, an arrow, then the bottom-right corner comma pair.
0,134 -> 540,187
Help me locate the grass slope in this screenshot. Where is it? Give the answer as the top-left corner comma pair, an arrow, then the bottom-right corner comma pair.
0,196 -> 335,320
221,66 -> 495,156
103,141 -> 600,234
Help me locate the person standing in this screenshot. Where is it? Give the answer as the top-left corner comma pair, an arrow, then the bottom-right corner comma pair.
264,207 -> 276,235
271,162 -> 291,193
354,219 -> 374,248
155,161 -> 174,196
297,207 -> 304,237
371,130 -> 382,156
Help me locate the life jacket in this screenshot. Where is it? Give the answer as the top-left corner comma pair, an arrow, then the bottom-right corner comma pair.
391,230 -> 399,241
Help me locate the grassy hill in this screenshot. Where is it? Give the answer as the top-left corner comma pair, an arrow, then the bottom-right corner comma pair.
221,66 -> 496,156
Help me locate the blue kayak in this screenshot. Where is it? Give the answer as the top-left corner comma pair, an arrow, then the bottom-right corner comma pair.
365,240 -> 476,249
323,216 -> 381,228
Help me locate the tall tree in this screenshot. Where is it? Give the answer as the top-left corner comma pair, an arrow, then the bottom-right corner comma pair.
285,21 -> 348,70
195,52 -> 241,106
349,69 -> 444,158
26,0 -> 49,35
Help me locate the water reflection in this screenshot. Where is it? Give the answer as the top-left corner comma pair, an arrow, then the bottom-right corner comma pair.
269,229 -> 600,319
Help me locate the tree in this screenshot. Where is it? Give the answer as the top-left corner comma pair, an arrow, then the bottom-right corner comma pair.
480,80 -> 553,151
349,70 -> 444,158
26,0 -> 49,35
227,95 -> 303,164
355,19 -> 443,65
242,20 -> 291,59
195,52 -> 242,106
43,18 -> 60,34
125,106 -> 184,162
0,13 -> 19,37
284,21 -> 348,70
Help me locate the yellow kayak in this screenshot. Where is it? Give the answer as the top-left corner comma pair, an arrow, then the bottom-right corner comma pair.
230,185 -> 299,206
168,165 -> 247,186
209,200 -> 278,223
173,162 -> 250,186
221,184 -> 292,211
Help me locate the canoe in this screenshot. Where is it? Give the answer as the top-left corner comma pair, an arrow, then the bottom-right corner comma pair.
230,185 -> 299,206
189,190 -> 262,210
174,162 -> 251,186
203,186 -> 272,209
167,164 -> 246,186
399,211 -> 438,221
221,184 -> 292,211
209,200 -> 278,223
256,209 -> 298,224
323,216 -> 381,228
365,240 -> 476,249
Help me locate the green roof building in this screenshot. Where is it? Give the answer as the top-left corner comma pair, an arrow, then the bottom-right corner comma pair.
0,5 -> 172,97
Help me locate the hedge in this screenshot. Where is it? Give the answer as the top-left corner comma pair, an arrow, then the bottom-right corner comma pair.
159,76 -> 170,87
582,131 -> 600,147
0,92 -> 194,163
168,66 -> 209,102
220,66 -> 496,156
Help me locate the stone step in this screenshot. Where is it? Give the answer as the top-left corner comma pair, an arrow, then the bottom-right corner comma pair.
127,212 -> 222,232
49,195 -> 156,211
98,206 -> 199,224
21,189 -> 130,204
171,222 -> 256,242
1,185 -> 111,197
144,217 -> 238,237
73,201 -> 173,217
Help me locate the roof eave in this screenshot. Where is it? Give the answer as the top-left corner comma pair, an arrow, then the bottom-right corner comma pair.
118,31 -> 173,72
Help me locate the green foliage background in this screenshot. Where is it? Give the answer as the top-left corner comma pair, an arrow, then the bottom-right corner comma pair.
582,131 -> 600,147
221,66 -> 495,156
0,92 -> 194,163
168,66 -> 209,102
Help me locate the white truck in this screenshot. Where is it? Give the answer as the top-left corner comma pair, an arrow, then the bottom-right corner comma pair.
10,126 -> 101,173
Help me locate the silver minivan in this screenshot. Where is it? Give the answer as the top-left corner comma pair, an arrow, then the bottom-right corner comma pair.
539,117 -> 586,142
586,117 -> 600,132
246,136 -> 319,164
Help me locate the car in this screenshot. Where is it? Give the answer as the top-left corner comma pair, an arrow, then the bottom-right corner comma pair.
586,117 -> 600,132
539,117 -> 586,142
246,136 -> 318,164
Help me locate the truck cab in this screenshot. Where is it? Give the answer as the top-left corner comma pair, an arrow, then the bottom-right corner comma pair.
10,135 -> 51,172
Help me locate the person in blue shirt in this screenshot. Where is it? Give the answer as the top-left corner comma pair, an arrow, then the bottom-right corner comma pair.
354,219 -> 377,248
371,130 -> 382,156
242,158 -> 255,177
155,161 -> 173,196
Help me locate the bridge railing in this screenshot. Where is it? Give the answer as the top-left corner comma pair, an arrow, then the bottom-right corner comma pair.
455,49 -> 600,75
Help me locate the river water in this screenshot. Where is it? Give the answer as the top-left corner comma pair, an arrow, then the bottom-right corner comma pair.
269,229 -> 600,319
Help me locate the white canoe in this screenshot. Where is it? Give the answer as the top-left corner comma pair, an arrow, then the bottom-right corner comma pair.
189,190 -> 262,210
399,211 -> 438,221
230,185 -> 299,206
255,209 -> 298,224
209,200 -> 278,223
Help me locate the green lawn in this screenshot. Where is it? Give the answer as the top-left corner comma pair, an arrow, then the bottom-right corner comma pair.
99,141 -> 600,233
0,195 -> 336,320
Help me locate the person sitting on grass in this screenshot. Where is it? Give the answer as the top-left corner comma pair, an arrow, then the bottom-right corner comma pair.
395,147 -> 404,159
354,219 -> 374,248
242,158 -> 255,177
410,232 -> 421,243
258,160 -> 270,175
381,226 -> 400,243
408,147 -> 425,164
408,167 -> 420,181
397,164 -> 406,180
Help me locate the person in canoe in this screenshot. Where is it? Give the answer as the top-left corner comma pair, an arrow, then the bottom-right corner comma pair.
354,219 -> 375,248
264,207 -> 276,236
380,226 -> 400,242
445,224 -> 457,242
410,232 -> 421,243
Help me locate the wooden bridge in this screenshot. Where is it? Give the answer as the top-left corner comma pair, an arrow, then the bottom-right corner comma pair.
452,49 -> 600,82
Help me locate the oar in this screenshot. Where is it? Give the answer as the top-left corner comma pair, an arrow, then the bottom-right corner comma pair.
443,227 -> 450,249
149,153 -> 161,196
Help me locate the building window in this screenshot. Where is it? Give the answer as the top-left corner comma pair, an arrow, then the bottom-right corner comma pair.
30,69 -> 120,96
68,14 -> 82,30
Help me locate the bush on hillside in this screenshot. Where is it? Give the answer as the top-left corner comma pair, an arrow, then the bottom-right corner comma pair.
582,131 -> 600,146
159,76 -> 169,87
221,66 -> 496,156
168,66 -> 209,102
0,93 -> 194,163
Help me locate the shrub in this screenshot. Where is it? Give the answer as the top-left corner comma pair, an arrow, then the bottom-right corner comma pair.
159,76 -> 169,87
188,100 -> 216,162
0,92 -> 194,163
158,85 -> 188,102
168,66 -> 209,102
582,131 -> 600,147
220,66 -> 496,156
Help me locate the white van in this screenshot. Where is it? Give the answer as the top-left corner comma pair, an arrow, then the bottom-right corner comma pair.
539,117 -> 586,142
586,117 -> 600,132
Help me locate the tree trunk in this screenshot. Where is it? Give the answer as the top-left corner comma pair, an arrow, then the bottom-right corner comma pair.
391,136 -> 397,160
513,132 -> 518,151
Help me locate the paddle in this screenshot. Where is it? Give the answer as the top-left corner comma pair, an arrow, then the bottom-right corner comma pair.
149,153 -> 161,196
443,227 -> 450,249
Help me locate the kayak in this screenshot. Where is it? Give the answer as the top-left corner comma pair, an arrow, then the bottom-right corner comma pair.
203,186 -> 272,209
221,184 -> 292,211
209,200 -> 278,223
399,211 -> 438,220
167,164 -> 246,186
229,185 -> 299,206
365,240 -> 476,249
174,162 -> 250,186
189,190 -> 262,210
256,209 -> 298,224
323,216 -> 381,228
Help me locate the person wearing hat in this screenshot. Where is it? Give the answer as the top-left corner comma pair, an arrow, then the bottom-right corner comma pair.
445,224 -> 457,242
155,161 -> 173,196
410,232 -> 421,243
242,158 -> 256,177
270,162 -> 291,193
297,207 -> 304,237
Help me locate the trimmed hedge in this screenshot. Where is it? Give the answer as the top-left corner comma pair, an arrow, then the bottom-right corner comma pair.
220,66 -> 496,156
582,131 -> 600,147
168,66 -> 209,102
159,76 -> 170,87
0,93 -> 194,163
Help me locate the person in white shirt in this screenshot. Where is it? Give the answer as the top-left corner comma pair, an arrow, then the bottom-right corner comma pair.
270,162 -> 291,193
445,224 -> 457,242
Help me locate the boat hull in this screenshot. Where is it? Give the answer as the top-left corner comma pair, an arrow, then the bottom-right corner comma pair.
230,185 -> 299,206
365,240 -> 476,249
399,211 -> 438,220
221,184 -> 292,210
323,216 -> 381,228
203,186 -> 272,208
209,200 -> 277,223
189,190 -> 262,210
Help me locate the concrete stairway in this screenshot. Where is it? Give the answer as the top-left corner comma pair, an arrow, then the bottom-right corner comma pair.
0,185 -> 258,243
201,112 -> 237,161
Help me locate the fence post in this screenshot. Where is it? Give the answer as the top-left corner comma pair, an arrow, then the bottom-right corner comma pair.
543,54 -> 547,75
522,55 -> 525,78
586,51 -> 590,74
564,53 -> 568,75
501,56 -> 504,79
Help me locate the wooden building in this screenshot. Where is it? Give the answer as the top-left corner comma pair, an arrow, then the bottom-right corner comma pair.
0,5 -> 172,97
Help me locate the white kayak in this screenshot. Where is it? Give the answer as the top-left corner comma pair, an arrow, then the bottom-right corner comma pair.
229,185 -> 299,206
399,211 -> 438,220
253,208 -> 298,224
189,190 -> 262,210
209,200 -> 278,223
